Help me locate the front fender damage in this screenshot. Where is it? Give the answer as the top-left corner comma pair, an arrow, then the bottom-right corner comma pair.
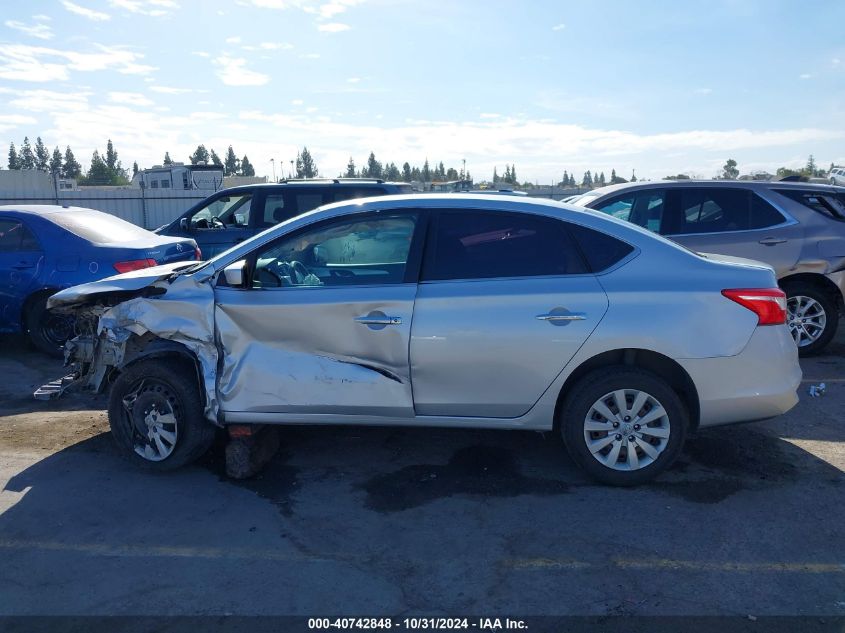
34,273 -> 221,424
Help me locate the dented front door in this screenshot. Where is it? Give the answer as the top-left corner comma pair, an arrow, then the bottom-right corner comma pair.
213,211 -> 421,417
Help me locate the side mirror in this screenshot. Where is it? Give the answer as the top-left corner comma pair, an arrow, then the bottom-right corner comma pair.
179,217 -> 190,232
222,260 -> 246,287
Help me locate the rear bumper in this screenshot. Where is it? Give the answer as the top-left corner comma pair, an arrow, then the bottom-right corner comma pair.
677,325 -> 801,428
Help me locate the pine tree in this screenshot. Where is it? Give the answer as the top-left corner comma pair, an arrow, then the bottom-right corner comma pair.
49,146 -> 63,174
511,165 -> 517,184
210,149 -> 223,167
630,170 -> 637,182
402,162 -> 412,182
34,137 -> 49,171
411,166 -> 421,181
132,161 -> 139,176
163,151 -> 173,165
20,137 -> 35,170
190,145 -> 210,165
62,146 -> 81,179
8,143 -> 19,170
345,157 -> 356,177
561,170 -> 569,186
493,166 -> 499,183
365,151 -> 382,179
224,146 -> 238,176
598,171 -> 606,186
86,150 -> 110,184
105,139 -> 118,172
582,170 -> 593,187
296,146 -> 318,178
421,159 -> 431,182
240,155 -> 255,176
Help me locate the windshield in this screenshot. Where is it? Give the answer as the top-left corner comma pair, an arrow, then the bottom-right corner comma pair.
49,210 -> 154,243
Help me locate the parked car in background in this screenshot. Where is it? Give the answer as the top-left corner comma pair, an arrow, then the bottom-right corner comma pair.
0,205 -> 199,356
156,178 -> 414,257
830,167 -> 845,186
572,180 -> 845,354
46,194 -> 800,485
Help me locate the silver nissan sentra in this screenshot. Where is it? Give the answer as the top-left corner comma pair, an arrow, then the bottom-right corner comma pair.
44,194 -> 801,485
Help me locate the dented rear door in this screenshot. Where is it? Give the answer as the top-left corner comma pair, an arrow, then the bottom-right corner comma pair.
213,210 -> 422,418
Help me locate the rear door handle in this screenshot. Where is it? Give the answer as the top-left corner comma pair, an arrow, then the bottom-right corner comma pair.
12,262 -> 34,270
536,313 -> 586,322
355,315 -> 402,325
758,237 -> 787,246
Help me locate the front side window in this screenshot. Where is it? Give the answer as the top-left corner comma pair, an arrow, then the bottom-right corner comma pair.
190,193 -> 252,229
593,195 -> 634,221
421,210 -> 587,282
0,220 -> 39,252
592,190 -> 665,233
252,213 -> 417,288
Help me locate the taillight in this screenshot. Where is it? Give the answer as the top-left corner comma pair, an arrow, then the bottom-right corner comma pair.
722,288 -> 787,326
194,246 -> 202,260
113,258 -> 157,274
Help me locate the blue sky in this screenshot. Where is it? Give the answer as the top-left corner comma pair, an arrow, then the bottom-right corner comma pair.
0,0 -> 843,182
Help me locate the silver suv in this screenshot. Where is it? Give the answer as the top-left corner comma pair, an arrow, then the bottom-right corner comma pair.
573,180 -> 845,354
830,167 -> 845,186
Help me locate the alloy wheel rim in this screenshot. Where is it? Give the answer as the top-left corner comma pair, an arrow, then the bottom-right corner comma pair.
786,295 -> 826,347
583,389 -> 670,471
121,379 -> 180,462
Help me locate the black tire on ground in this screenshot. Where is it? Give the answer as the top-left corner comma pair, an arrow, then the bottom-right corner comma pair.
782,281 -> 839,357
25,295 -> 73,358
108,358 -> 216,471
560,367 -> 688,486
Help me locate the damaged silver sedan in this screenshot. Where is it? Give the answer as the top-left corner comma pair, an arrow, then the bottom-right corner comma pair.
41,194 -> 802,485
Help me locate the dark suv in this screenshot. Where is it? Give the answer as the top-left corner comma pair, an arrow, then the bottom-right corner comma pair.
157,178 -> 413,257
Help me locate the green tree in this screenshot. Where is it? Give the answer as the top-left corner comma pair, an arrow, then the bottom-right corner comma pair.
345,156 -> 356,177
63,146 -> 81,179
223,146 -> 238,176
402,161 -> 412,182
411,166 -> 421,181
85,150 -> 111,184
631,170 -> 637,182
504,164 -> 511,183
19,137 -> 35,170
582,170 -> 593,187
49,146 -> 63,174
421,159 -> 431,182
240,155 -> 255,176
493,166 -> 499,183
163,151 -> 173,165
721,158 -> 739,180
598,171 -> 606,186
105,139 -> 118,172
364,151 -> 382,179
806,154 -> 817,175
8,142 -> 19,170
34,137 -> 49,171
132,161 -> 139,177
296,146 -> 318,178
511,164 -> 517,184
210,149 -> 223,167
190,145 -> 210,165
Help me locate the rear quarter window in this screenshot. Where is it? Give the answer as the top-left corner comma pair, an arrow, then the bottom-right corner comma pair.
566,223 -> 634,272
774,189 -> 845,221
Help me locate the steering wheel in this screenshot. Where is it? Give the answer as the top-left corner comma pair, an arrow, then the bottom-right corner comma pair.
288,260 -> 311,285
211,216 -> 227,228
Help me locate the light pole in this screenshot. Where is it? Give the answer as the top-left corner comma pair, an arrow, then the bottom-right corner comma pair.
270,158 -> 276,182
290,160 -> 295,180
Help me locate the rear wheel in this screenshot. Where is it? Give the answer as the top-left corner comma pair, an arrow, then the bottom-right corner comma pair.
560,368 -> 687,486
108,358 -> 216,470
26,296 -> 74,358
782,281 -> 838,356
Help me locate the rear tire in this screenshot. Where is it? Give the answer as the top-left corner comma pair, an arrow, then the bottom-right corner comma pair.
108,358 -> 216,471
560,367 -> 688,486
782,281 -> 838,356
25,296 -> 73,358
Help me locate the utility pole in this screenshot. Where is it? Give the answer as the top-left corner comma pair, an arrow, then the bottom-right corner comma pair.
270,158 -> 276,182
290,160 -> 294,180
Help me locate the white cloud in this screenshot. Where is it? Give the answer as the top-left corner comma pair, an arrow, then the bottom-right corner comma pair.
191,51 -> 210,58
150,85 -> 193,94
0,87 -> 91,112
225,36 -> 242,44
0,44 -> 156,82
5,20 -> 54,40
213,56 -> 270,86
60,1 -> 111,21
259,41 -> 293,50
109,91 -> 154,106
32,14 -> 52,21
552,23 -> 565,31
346,77 -> 360,83
480,113 -> 501,119
799,73 -> 812,80
318,22 -> 350,32
299,52 -> 320,59
291,99 -> 304,105
0,114 -> 38,134
694,87 -> 713,95
107,0 -> 179,17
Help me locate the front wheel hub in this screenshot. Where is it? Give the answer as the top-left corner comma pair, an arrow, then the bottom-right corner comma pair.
123,380 -> 180,462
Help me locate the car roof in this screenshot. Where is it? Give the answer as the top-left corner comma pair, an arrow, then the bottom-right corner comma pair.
583,180 -> 845,198
0,204 -> 104,216
216,180 -> 410,195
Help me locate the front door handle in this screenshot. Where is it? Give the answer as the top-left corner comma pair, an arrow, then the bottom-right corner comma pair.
355,315 -> 402,326
536,313 -> 586,322
758,237 -> 787,246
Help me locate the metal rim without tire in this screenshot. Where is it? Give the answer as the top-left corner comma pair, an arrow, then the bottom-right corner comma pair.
38,311 -> 73,348
787,295 -> 826,348
120,378 -> 180,462
583,389 -> 671,471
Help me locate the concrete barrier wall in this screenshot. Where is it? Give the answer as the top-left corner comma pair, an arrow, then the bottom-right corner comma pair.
0,188 -> 208,230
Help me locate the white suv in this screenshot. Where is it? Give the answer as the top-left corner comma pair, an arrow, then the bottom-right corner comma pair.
830,168 -> 845,186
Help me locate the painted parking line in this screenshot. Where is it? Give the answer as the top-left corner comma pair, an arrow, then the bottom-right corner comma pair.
507,558 -> 845,573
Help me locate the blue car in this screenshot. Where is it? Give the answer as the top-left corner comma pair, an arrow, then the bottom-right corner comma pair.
0,205 -> 199,356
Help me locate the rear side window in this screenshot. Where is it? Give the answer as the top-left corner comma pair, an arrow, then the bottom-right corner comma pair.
332,187 -> 383,203
666,188 -> 783,235
421,210 -> 587,281
775,189 -> 845,221
567,223 -> 634,272
0,219 -> 39,252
